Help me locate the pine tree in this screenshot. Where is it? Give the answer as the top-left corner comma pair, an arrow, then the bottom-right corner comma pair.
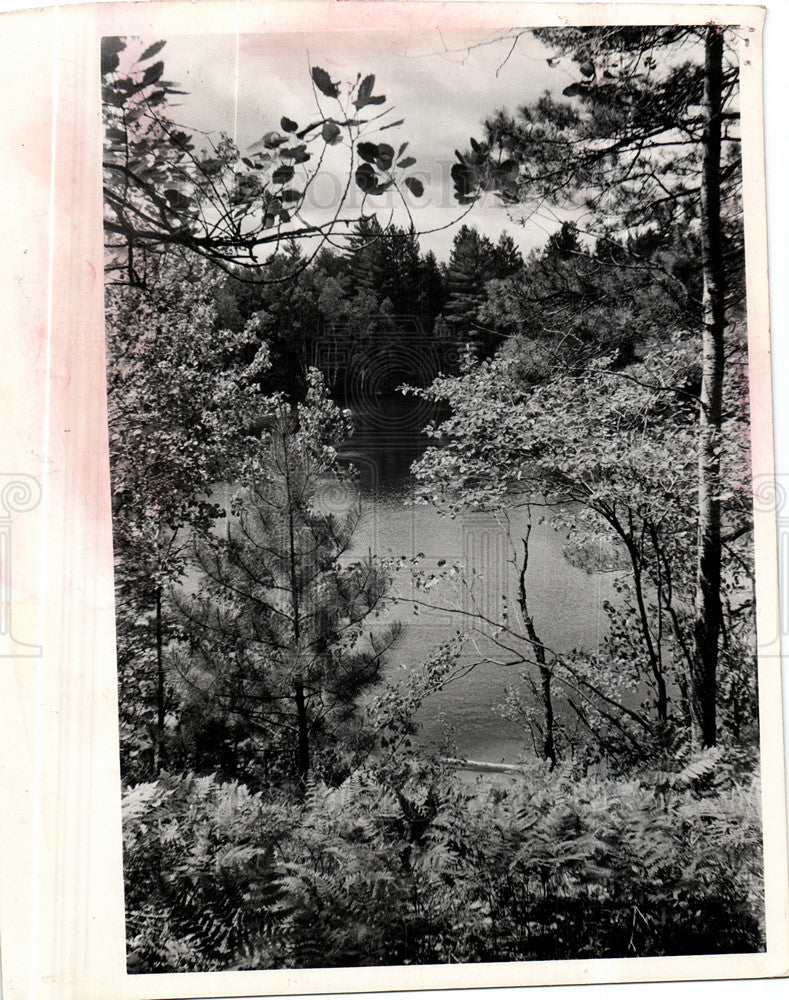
171,376 -> 399,782
443,225 -> 498,352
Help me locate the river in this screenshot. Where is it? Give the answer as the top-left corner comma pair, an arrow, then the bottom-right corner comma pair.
335,395 -> 615,764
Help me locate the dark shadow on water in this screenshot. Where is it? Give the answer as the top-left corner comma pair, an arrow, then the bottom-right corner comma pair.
338,392 -> 440,501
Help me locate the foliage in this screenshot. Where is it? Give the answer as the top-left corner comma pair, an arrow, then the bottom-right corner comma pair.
122,763 -> 764,971
479,221 -> 702,376
452,26 -> 741,229
443,225 -> 522,356
102,37 -> 424,285
109,28 -> 764,976
123,773 -> 295,971
406,314 -> 755,758
447,24 -> 744,748
206,220 -> 450,400
106,251 -> 271,779
169,378 -> 400,782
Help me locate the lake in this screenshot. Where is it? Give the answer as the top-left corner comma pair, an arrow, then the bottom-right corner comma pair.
335,395 -> 615,764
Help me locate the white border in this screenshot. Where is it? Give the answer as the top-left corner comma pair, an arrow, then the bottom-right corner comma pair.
0,3 -> 785,999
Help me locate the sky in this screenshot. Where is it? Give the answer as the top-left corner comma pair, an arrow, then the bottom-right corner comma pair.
143,28 -> 581,261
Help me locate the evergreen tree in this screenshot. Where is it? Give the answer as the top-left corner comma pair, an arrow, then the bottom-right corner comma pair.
443,226 -> 523,356
451,27 -> 743,745
414,250 -> 446,332
443,225 -> 499,353
171,376 -> 399,782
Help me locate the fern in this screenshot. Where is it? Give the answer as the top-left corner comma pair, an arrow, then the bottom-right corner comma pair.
123,762 -> 765,970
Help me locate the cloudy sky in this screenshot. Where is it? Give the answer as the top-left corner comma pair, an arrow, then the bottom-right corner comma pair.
150,27 -> 577,260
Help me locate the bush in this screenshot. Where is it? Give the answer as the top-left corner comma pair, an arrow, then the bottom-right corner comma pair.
122,763 -> 764,971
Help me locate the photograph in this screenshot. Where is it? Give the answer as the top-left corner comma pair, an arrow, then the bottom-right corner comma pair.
1,2 -> 787,999
102,6 -> 776,977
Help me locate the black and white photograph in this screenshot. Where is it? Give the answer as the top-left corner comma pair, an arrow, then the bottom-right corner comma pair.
1,2 -> 788,998
101,5 -> 779,976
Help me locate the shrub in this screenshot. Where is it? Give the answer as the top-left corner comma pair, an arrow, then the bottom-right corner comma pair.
122,763 -> 764,971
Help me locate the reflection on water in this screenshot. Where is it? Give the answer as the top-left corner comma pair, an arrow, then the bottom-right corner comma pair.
336,396 -> 615,764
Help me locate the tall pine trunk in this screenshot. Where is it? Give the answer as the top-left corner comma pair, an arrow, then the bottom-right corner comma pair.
153,584 -> 165,774
691,26 -> 726,749
284,429 -> 310,781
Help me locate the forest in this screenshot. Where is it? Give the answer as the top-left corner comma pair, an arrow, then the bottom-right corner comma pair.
102,26 -> 764,972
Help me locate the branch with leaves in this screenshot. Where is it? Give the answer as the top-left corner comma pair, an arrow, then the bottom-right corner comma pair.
102,37 -> 426,285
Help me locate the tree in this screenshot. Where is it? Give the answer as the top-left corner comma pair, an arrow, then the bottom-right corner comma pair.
449,26 -> 743,747
102,37 -> 425,285
170,375 -> 400,782
442,225 -> 522,356
480,220 -> 699,377
407,309 -> 755,764
105,252 -> 270,777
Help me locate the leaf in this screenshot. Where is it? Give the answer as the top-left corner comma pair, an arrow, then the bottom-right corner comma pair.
354,163 -> 393,194
356,141 -> 379,164
355,73 -> 375,103
562,82 -> 588,98
169,130 -> 193,151
280,143 -> 310,163
397,156 -> 416,169
321,121 -> 342,145
354,163 -> 378,193
262,131 -> 287,149
140,40 -> 167,62
579,61 -> 595,78
280,188 -> 302,204
451,161 -> 477,203
101,36 -> 125,76
142,61 -> 165,87
280,116 -> 298,133
311,66 -> 340,99
164,189 -> 191,211
404,176 -> 424,198
353,73 -> 387,109
375,143 -> 394,170
492,159 -> 518,180
379,118 -> 405,131
272,164 -> 294,185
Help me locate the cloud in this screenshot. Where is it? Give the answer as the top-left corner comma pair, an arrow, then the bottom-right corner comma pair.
142,28 -> 565,260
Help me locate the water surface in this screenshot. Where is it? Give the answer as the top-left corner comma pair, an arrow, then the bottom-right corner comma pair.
338,396 -> 614,763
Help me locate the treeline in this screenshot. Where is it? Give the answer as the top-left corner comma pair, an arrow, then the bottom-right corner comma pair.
204,218 -> 523,400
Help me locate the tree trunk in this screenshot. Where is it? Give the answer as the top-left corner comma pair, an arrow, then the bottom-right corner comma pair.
283,427 -> 310,780
691,26 -> 726,749
518,528 -> 556,767
294,678 -> 310,781
153,584 -> 165,774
